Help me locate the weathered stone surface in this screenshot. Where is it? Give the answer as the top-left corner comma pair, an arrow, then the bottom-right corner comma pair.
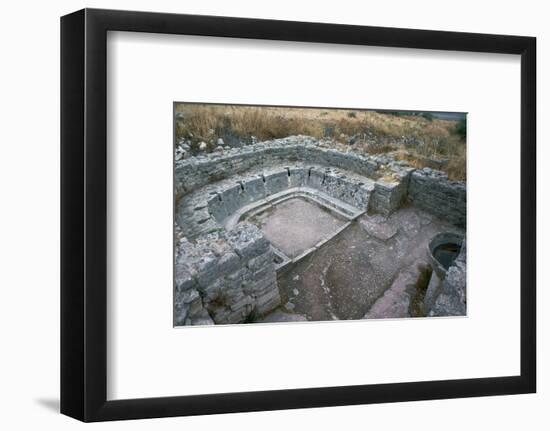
246,249 -> 274,271
198,165 -> 374,233
174,259 -> 196,292
255,287 -> 282,315
364,259 -> 430,319
174,136 -> 438,245
426,231 -> 464,278
423,271 -> 442,313
360,217 -> 397,241
224,222 -> 270,260
175,135 -> 399,198
173,222 -> 281,326
369,169 -> 412,216
408,168 -> 466,228
429,239 -> 467,316
186,308 -> 215,326
257,309 -> 308,323
174,288 -> 203,326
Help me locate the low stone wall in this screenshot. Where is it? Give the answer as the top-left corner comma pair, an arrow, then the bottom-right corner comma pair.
369,169 -> 413,216
174,223 -> 281,325
206,166 -> 374,227
175,137 -> 414,241
175,136 -> 382,198
408,168 -> 466,228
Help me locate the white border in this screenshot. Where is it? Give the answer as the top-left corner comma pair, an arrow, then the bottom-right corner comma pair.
107,31 -> 521,400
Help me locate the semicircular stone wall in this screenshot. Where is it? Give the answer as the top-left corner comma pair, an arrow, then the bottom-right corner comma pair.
173,135 -> 466,326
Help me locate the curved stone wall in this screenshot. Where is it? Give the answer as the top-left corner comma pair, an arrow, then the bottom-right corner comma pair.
175,136 -> 381,196
208,166 -> 374,220
175,136 -> 414,241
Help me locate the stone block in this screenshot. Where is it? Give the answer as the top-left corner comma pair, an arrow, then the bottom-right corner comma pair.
264,170 -> 290,196
243,176 -> 266,201
360,218 -> 397,241
225,222 -> 270,260
408,170 -> 466,228
174,260 -> 197,292
207,194 -> 227,223
288,167 -> 308,188
246,249 -> 275,272
423,271 -> 442,313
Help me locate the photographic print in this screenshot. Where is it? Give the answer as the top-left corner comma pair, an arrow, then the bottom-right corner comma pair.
60,10 -> 535,420
174,103 -> 467,326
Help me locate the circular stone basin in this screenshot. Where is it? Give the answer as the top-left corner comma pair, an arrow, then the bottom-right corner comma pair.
428,232 -> 463,277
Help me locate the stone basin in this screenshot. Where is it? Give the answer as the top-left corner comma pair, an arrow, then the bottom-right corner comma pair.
428,232 -> 464,278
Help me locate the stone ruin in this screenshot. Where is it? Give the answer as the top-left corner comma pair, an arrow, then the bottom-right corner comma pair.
174,136 -> 467,325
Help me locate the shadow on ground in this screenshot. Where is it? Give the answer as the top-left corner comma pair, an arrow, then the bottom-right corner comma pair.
35,398 -> 59,413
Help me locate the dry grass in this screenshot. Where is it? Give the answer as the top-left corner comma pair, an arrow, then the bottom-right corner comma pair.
175,105 -> 324,142
175,104 -> 466,181
393,134 -> 466,181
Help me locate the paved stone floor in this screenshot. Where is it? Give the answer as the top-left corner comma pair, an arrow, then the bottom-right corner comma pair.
249,197 -> 347,259
268,204 -> 464,322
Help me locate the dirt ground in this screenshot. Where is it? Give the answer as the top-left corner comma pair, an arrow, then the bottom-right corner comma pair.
271,205 -> 463,322
249,197 -> 347,259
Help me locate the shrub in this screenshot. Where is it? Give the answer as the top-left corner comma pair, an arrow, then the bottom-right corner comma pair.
323,125 -> 335,138
455,118 -> 467,139
421,112 -> 434,122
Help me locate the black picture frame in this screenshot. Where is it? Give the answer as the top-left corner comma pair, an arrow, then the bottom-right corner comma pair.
61,8 -> 536,422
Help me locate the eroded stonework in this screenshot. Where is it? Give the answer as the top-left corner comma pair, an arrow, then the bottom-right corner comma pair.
428,239 -> 467,316
174,136 -> 467,325
409,168 -> 466,228
174,223 -> 279,325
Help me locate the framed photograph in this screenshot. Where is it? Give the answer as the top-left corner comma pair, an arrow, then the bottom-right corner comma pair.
61,8 -> 536,422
